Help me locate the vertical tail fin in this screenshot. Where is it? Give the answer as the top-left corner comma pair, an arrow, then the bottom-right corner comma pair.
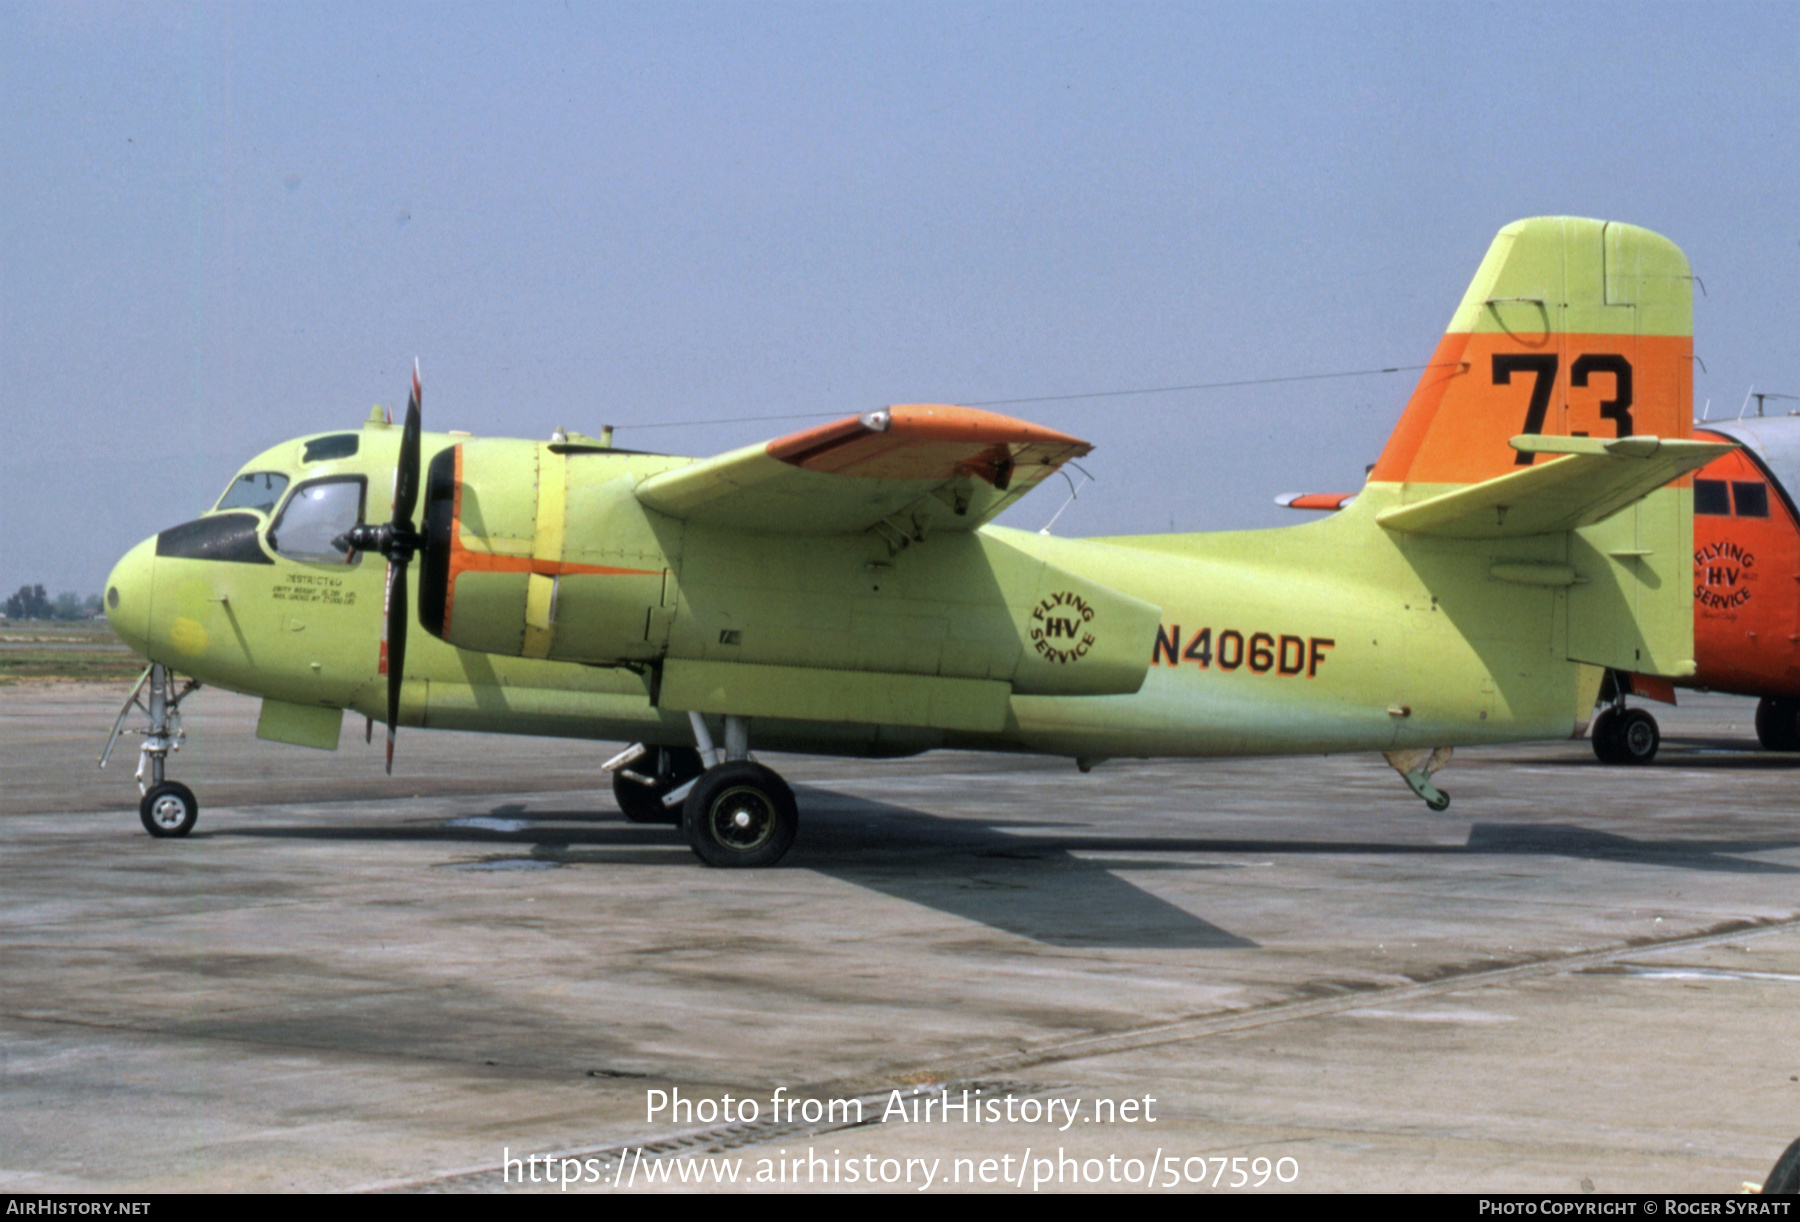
1367,217 -> 1702,680
1370,217 -> 1693,490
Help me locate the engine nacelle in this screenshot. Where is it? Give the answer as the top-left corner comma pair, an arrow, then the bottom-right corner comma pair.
419,440 -> 676,664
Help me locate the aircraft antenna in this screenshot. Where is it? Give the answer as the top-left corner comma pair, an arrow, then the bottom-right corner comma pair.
1038,465 -> 1092,535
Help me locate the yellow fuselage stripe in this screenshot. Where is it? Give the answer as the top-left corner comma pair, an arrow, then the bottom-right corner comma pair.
522,446 -> 566,658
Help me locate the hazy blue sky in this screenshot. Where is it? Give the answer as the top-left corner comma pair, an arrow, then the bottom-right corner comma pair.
4,2 -> 1798,595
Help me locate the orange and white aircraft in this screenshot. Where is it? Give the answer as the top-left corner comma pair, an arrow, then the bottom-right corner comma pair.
1282,413 -> 1800,763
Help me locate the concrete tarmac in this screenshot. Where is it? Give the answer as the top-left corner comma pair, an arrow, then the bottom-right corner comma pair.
3,683 -> 1799,1193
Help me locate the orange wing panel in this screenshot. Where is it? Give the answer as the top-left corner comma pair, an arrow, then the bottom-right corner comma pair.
767,405 -> 1091,485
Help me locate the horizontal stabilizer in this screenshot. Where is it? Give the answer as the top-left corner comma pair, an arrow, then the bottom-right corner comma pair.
1275,492 -> 1356,511
635,405 -> 1090,535
1375,435 -> 1733,539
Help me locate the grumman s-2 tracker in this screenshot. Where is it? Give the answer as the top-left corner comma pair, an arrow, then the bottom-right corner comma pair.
101,217 -> 1726,867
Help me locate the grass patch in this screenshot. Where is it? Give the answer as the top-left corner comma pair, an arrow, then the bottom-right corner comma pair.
0,621 -> 143,685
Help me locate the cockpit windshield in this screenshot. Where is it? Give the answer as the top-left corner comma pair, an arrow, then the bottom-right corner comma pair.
216,472 -> 289,515
269,477 -> 366,564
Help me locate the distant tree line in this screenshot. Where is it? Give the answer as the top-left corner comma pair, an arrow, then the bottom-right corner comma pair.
4,585 -> 103,620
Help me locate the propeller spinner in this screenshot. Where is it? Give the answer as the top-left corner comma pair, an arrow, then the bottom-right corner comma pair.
339,361 -> 425,773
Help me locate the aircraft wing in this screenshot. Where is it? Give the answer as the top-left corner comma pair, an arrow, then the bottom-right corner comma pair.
1376,435 -> 1734,539
634,405 -> 1091,535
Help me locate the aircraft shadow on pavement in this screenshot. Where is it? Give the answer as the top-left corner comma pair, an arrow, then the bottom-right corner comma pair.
217,789 -> 1800,948
1491,739 -> 1800,770
222,790 -> 1257,950
1462,822 -> 1800,874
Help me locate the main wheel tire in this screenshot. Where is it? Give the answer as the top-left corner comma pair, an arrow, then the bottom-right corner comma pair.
139,781 -> 198,838
681,761 -> 797,868
612,747 -> 705,824
1616,708 -> 1660,765
1756,698 -> 1800,752
1590,708 -> 1623,764
1765,1135 -> 1800,1194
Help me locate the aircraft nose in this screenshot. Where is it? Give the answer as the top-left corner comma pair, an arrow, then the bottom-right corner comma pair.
105,537 -> 156,657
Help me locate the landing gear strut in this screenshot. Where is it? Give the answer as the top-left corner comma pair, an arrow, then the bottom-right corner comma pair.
100,663 -> 202,837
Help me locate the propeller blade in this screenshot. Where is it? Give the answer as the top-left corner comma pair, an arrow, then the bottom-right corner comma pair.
385,559 -> 408,775
393,360 -> 422,529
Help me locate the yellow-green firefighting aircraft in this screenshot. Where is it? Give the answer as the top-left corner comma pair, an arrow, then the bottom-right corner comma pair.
100,217 -> 1727,867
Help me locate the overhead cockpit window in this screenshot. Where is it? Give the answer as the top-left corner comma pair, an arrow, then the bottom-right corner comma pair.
303,434 -> 360,463
269,477 -> 366,563
1733,481 -> 1770,519
1694,480 -> 1730,516
216,472 -> 290,515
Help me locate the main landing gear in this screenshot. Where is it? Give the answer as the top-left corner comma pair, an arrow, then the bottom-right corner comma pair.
1755,697 -> 1800,753
100,662 -> 203,837
604,744 -> 705,823
1590,672 -> 1659,765
603,713 -> 798,867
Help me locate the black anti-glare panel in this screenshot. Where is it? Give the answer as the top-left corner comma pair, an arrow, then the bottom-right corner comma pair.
155,513 -> 275,565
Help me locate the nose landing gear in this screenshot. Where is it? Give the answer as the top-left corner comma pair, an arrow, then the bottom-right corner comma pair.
100,662 -> 203,837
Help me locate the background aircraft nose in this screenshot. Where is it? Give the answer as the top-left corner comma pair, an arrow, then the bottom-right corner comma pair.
105,538 -> 156,657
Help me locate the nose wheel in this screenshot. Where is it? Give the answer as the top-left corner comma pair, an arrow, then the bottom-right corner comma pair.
140,781 -> 199,838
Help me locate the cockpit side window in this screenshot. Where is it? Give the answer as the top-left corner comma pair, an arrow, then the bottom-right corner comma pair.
269,477 -> 366,564
216,472 -> 290,515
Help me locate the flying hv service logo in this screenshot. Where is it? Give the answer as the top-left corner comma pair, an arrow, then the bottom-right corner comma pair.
1031,591 -> 1096,664
1695,540 -> 1755,613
